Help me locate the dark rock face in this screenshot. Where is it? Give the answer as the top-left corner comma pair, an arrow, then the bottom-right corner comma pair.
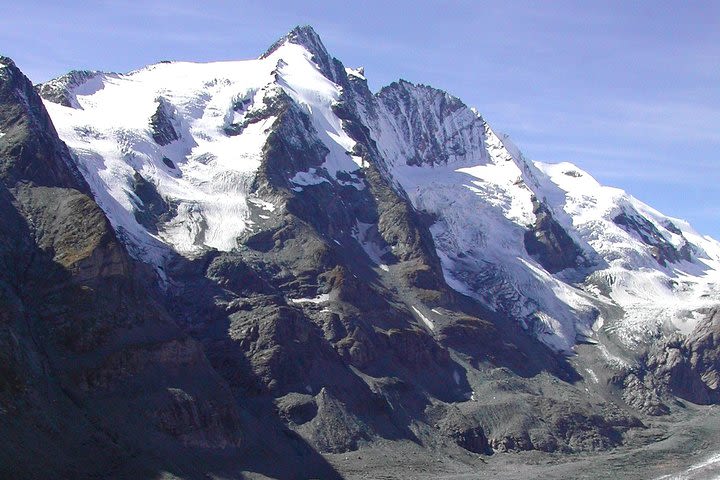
614,370 -> 671,416
162,156 -> 176,169
645,308 -> 720,404
613,211 -> 690,266
524,197 -> 584,273
223,86 -> 288,136
0,187 -> 246,477
254,92 -> 329,191
37,69 -> 103,108
150,97 -> 180,145
0,57 -> 87,190
375,80 -> 483,167
435,408 -> 492,454
129,171 -> 174,233
610,308 -> 720,416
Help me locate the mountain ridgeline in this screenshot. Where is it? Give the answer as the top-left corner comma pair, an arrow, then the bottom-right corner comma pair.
1,26 -> 719,479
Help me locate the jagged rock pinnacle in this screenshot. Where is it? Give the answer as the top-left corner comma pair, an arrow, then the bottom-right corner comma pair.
261,25 -> 329,61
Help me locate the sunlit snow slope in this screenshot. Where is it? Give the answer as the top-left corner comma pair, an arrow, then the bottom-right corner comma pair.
43,34 -> 364,268
42,26 -> 720,353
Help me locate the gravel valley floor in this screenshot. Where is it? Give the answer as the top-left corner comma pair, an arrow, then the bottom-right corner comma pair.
323,405 -> 720,480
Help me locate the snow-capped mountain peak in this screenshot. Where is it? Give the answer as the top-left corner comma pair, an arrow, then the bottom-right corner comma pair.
40,27 -> 365,268
39,26 -> 720,354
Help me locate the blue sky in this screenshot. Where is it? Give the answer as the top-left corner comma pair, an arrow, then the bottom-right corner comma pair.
3,0 -> 718,237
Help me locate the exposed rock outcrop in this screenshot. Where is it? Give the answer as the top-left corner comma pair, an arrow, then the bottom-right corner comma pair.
150,97 -> 180,145
37,69 -> 103,108
613,211 -> 690,266
646,308 -> 720,404
524,196 -> 584,273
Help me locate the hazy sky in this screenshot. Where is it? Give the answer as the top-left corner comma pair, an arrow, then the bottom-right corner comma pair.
3,0 -> 718,237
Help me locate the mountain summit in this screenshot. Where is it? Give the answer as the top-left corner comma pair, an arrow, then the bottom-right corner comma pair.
1,26 -> 719,479
262,25 -> 329,61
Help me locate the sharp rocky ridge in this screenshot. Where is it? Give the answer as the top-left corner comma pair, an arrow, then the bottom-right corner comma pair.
1,25 -> 719,479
